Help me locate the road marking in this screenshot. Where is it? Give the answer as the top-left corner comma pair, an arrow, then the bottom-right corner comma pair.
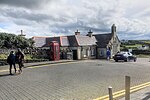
94,81 -> 150,100
28,61 -> 78,69
0,61 -> 78,73
0,69 -> 8,73
0,68 -> 20,73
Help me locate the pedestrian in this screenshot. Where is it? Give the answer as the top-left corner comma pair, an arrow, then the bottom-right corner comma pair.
7,51 -> 16,75
15,48 -> 24,73
106,49 -> 111,60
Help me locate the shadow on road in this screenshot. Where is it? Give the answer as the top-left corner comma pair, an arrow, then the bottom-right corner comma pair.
142,92 -> 150,100
0,73 -> 11,77
0,73 -> 20,77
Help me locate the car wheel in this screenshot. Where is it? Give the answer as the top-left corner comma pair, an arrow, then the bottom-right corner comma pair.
134,59 -> 136,62
115,60 -> 118,62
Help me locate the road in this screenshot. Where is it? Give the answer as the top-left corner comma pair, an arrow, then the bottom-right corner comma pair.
0,58 -> 149,100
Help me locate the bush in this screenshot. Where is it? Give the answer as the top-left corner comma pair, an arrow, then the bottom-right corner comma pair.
0,53 -> 48,60
0,54 -> 8,59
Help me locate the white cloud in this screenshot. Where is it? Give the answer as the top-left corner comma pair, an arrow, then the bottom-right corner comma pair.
0,0 -> 150,39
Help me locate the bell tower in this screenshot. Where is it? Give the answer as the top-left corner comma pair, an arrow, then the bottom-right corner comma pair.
111,24 -> 116,36
111,24 -> 116,39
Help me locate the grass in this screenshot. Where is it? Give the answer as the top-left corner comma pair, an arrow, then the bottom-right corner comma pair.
0,54 -> 33,60
0,54 -> 8,59
0,54 -> 45,60
141,40 -> 150,44
25,54 -> 33,60
135,54 -> 150,58
125,44 -> 142,48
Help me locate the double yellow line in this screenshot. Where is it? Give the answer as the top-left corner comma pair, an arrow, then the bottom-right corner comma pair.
94,81 -> 150,100
0,61 -> 77,73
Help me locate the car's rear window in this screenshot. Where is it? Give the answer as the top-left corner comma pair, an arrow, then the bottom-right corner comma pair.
115,54 -> 123,56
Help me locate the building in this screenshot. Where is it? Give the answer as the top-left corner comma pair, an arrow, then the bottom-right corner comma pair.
137,45 -> 149,50
32,24 -> 120,59
32,31 -> 97,60
94,24 -> 120,58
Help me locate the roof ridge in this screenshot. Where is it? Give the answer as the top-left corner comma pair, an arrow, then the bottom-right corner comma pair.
32,36 -> 51,38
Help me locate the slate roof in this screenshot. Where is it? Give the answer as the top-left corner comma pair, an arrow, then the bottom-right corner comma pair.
32,36 -> 48,47
33,33 -> 113,48
75,35 -> 97,46
67,35 -> 78,47
33,36 -> 70,47
93,33 -> 113,48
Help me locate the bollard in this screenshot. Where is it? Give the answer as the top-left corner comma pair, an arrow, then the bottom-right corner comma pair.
108,86 -> 113,100
125,76 -> 130,100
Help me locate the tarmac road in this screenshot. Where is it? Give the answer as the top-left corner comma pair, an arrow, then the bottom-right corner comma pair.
0,58 -> 149,100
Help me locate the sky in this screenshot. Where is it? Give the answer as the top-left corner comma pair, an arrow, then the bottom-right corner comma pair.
0,0 -> 150,40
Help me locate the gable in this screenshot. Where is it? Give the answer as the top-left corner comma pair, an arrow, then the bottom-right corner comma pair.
110,35 -> 120,44
60,36 -> 69,46
93,33 -> 113,48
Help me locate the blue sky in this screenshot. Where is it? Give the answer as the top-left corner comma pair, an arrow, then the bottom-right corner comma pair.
0,0 -> 150,40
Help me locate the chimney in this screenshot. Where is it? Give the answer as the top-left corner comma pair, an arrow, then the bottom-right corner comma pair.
87,29 -> 93,37
75,30 -> 80,35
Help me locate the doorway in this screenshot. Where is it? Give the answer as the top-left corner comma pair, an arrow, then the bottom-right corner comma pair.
72,50 -> 77,60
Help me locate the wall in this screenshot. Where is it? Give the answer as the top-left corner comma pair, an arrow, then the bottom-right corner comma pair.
77,47 -> 81,59
109,36 -> 120,57
97,48 -> 107,59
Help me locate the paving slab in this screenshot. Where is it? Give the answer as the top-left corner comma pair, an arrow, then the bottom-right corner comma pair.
120,86 -> 150,100
0,58 -> 149,99
0,60 -> 74,71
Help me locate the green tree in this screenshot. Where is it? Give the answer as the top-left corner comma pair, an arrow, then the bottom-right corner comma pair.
0,32 -> 34,49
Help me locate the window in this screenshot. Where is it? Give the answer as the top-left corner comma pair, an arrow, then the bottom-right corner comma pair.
91,48 -> 95,56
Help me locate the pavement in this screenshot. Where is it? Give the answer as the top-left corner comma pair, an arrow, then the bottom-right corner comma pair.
119,58 -> 150,100
119,86 -> 150,100
0,59 -> 149,100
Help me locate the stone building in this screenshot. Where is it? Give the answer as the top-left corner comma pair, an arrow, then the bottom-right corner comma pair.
32,24 -> 120,59
94,24 -> 120,58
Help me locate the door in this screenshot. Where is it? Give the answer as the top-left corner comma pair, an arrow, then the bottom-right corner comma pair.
72,50 -> 77,60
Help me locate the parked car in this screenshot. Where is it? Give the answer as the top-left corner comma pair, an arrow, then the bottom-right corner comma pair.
113,52 -> 137,62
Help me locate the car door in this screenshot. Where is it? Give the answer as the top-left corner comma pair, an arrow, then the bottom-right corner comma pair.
128,52 -> 134,60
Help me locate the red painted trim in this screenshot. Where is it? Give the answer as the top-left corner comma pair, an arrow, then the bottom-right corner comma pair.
60,36 -> 62,46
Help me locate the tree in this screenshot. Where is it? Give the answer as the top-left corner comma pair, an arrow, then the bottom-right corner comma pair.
0,32 -> 34,49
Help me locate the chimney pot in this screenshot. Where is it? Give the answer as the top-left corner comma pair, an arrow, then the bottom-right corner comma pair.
75,29 -> 80,35
87,29 -> 93,37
